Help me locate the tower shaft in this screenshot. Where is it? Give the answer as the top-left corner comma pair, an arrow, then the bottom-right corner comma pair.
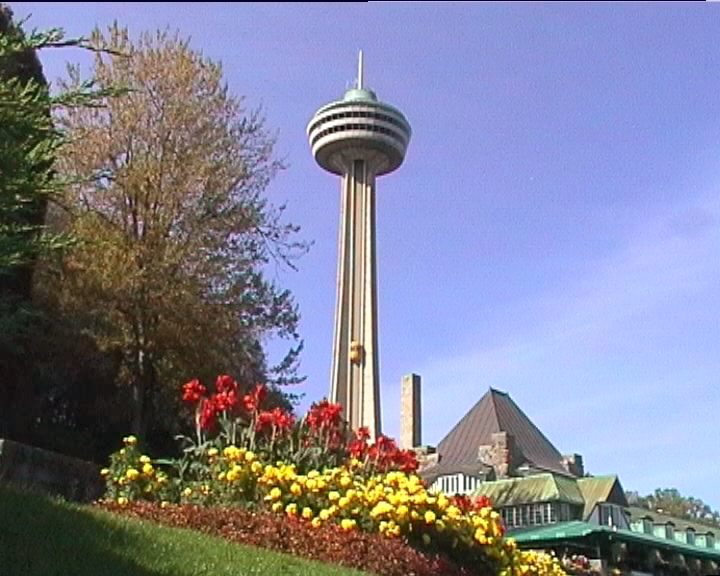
330,156 -> 381,438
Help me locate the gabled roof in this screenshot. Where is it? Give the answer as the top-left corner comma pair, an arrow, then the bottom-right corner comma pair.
474,473 -> 585,507
577,475 -> 628,519
432,388 -> 570,476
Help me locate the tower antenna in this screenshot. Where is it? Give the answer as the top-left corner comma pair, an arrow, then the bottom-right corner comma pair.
357,50 -> 363,90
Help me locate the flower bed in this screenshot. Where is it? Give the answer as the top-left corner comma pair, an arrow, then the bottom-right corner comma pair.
99,374 -> 566,576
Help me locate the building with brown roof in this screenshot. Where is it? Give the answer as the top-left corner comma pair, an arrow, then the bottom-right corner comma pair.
404,381 -> 720,575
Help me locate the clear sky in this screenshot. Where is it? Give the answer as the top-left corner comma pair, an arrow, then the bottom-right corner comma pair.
10,2 -> 720,509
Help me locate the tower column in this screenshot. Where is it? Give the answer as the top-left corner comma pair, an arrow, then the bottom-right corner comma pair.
330,154 -> 382,437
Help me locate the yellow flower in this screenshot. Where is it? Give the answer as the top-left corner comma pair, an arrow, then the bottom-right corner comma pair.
117,497 -> 128,506
474,528 -> 487,545
370,501 -> 393,518
142,463 -> 153,475
264,487 -> 282,501
328,490 -> 340,502
338,496 -> 350,509
218,471 -> 226,481
251,461 -> 263,474
100,468 -> 110,477
290,482 -> 302,496
244,451 -> 255,463
123,435 -> 137,445
223,445 -> 239,460
139,455 -> 151,464
182,487 -> 193,497
339,475 -> 352,488
319,509 -> 331,521
311,517 -> 322,528
207,447 -> 219,458
306,479 -> 317,491
160,500 -> 169,508
437,493 -> 449,510
445,505 -> 461,520
125,468 -> 139,480
272,501 -> 283,513
424,510 -> 436,524
396,504 -> 409,518
307,470 -> 319,479
302,507 -> 313,520
285,503 -> 297,516
340,518 -> 356,531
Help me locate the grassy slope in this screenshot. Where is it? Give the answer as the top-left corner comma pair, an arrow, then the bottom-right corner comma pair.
0,485 -> 365,576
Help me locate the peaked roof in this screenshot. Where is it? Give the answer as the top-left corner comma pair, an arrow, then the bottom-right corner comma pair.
474,473 -> 585,507
431,388 -> 570,476
577,475 -> 628,519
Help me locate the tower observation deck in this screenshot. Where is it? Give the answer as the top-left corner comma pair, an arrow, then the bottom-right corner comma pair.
307,52 -> 411,438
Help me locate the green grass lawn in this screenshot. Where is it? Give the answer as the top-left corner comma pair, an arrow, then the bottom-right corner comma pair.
0,485 -> 366,576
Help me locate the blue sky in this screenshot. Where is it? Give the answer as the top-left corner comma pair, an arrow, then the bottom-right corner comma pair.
10,3 -> 720,508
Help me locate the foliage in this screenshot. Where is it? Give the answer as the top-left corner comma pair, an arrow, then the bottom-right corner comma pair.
43,22 -> 309,440
100,376 -> 566,576
0,484 -> 364,576
0,4 -> 117,442
626,488 -> 720,528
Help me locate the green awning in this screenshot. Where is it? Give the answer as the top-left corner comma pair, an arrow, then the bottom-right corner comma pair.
511,521 -> 720,561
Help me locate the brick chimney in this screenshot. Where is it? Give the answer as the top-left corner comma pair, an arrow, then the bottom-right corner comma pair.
478,432 -> 519,478
400,373 -> 421,450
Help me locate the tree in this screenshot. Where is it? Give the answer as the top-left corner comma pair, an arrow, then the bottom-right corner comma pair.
0,5 -> 111,440
49,24 -> 308,442
627,488 -> 720,528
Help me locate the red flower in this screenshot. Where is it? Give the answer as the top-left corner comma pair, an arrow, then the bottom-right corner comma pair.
255,410 -> 276,432
272,407 -> 294,431
213,390 -> 238,412
198,397 -> 216,430
215,374 -> 237,394
256,407 -> 295,433
354,426 -> 371,441
449,493 -> 492,513
243,383 -> 266,413
182,379 -> 206,403
306,399 -> 344,430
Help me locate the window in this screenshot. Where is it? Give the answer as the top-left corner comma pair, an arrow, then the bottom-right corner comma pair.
521,505 -> 530,527
666,523 -> 675,540
707,533 -> 714,548
686,529 -> 695,545
501,507 -> 517,529
547,503 -> 557,524
643,519 -> 653,534
534,504 -> 544,525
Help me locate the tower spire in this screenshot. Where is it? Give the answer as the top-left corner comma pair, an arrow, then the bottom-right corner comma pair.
357,50 -> 363,90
